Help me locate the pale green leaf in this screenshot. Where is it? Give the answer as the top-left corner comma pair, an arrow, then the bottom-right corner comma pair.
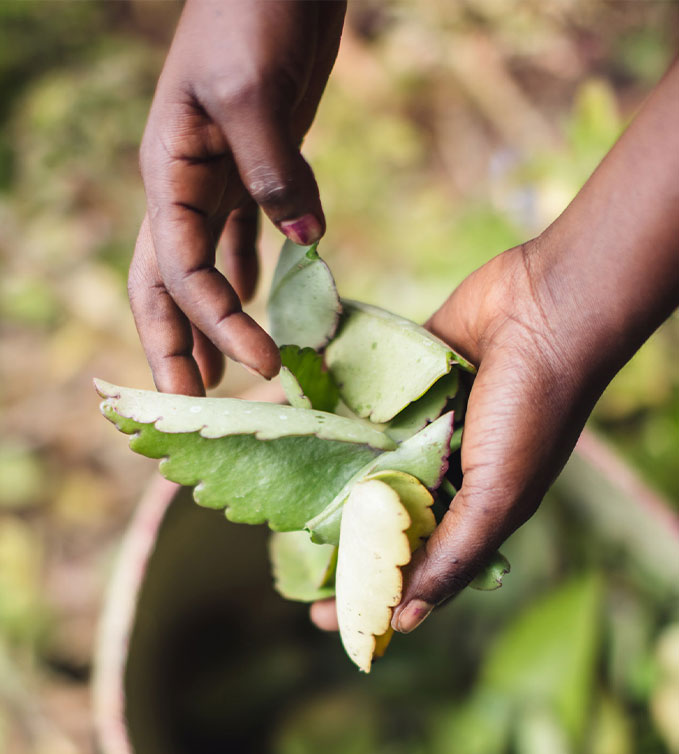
306,411 -> 454,545
370,410 -> 455,485
386,370 -> 459,442
96,380 -> 394,532
279,367 -> 313,410
269,531 -> 337,602
95,379 -> 394,449
268,240 -> 341,350
325,300 -> 474,423
279,345 -> 339,413
336,479 -> 412,672
470,551 -> 511,591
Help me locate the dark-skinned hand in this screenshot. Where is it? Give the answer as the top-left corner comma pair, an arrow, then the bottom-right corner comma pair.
129,0 -> 346,396
311,59 -> 679,634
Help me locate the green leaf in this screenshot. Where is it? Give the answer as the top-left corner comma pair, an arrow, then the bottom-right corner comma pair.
370,410 -> 455,485
470,551 -> 511,591
95,379 -> 394,449
96,380 -> 394,532
279,345 -> 340,413
268,240 -> 341,350
449,426 -> 463,453
307,411 -> 454,545
269,531 -> 337,603
481,575 -> 602,746
336,478 -> 413,672
385,370 -> 459,442
430,692 -> 512,754
279,367 -> 313,410
325,300 -> 474,423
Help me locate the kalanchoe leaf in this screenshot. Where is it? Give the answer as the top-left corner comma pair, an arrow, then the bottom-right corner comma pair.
386,370 -> 459,443
96,380 -> 394,532
279,345 -> 340,413
318,546 -> 338,589
325,300 -> 474,424
449,427 -> 463,453
336,478 -> 413,673
269,531 -> 337,602
279,367 -> 313,410
470,551 -> 511,591
306,411 -> 454,545
365,471 -> 435,550
268,240 -> 341,350
371,410 -> 455,488
95,379 -> 394,449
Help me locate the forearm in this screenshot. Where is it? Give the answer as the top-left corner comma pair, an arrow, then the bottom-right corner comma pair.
532,59 -> 679,383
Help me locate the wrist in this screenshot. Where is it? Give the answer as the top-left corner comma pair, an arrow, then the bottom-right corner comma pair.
527,220 -> 677,397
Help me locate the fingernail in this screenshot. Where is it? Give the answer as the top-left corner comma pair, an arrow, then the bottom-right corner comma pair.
394,600 -> 434,634
279,214 -> 322,246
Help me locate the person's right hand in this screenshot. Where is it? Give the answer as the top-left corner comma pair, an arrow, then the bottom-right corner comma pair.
129,0 -> 346,396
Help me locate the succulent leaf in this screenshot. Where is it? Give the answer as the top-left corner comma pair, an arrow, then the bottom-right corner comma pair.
325,300 -> 474,423
96,380 -> 394,532
335,478 -> 413,673
268,240 -> 341,350
269,530 -> 337,602
279,345 -> 340,413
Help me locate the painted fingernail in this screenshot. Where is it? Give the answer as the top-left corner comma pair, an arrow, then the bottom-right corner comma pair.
394,600 -> 434,634
279,214 -> 322,246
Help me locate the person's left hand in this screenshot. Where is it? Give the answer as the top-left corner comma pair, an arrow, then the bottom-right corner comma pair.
310,240 -> 604,633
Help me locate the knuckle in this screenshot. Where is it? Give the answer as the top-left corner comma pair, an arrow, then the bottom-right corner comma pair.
207,66 -> 296,116
245,167 -> 293,208
209,72 -> 266,114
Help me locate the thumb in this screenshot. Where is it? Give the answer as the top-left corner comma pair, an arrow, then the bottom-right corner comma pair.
391,484 -> 517,634
391,342 -> 586,634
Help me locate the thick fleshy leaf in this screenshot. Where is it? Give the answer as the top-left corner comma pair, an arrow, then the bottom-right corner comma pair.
370,410 -> 455,487
279,368 -> 312,410
268,240 -> 341,350
336,479 -> 412,673
279,345 -> 339,413
269,531 -> 337,602
307,411 -> 454,545
386,370 -> 459,442
96,380 -> 393,532
365,470 -> 436,550
470,551 -> 511,591
95,379 -> 394,449
325,300 -> 474,423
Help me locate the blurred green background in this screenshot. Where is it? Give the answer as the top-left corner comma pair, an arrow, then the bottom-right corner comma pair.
0,1 -> 677,753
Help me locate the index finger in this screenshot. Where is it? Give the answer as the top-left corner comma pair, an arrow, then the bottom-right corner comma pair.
141,143 -> 281,380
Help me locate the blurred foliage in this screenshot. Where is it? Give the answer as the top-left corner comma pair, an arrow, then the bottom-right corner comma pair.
0,0 -> 676,752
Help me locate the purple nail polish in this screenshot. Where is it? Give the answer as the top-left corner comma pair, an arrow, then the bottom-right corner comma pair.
394,600 -> 434,634
279,214 -> 322,246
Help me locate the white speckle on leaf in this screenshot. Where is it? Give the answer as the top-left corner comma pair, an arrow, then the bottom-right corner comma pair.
190,405 -> 202,413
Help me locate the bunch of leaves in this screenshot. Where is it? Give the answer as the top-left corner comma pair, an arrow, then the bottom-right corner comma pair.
97,240 -> 509,671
